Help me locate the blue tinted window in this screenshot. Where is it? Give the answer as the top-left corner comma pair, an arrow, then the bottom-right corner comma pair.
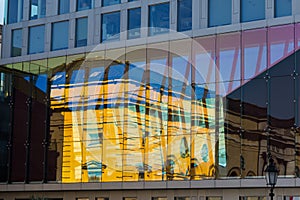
241,0 -> 265,22
11,29 -> 22,57
128,8 -> 141,39
275,0 -> 292,17
102,0 -> 120,7
28,25 -> 45,54
149,3 -> 170,36
76,18 -> 88,47
101,12 -> 120,42
30,0 -> 46,20
7,0 -> 23,24
51,21 -> 69,51
128,0 -> 138,2
59,0 -> 69,14
77,0 -> 92,11
177,0 -> 192,31
208,0 -> 231,27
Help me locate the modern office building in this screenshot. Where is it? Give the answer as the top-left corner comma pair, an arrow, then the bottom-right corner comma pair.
1,0 -> 300,199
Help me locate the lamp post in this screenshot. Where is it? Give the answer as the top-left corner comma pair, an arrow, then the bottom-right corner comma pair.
265,156 -> 279,200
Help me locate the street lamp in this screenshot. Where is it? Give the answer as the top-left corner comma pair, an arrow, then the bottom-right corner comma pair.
265,156 -> 279,200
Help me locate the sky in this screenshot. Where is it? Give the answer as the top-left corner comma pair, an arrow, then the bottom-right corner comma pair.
0,0 -> 4,24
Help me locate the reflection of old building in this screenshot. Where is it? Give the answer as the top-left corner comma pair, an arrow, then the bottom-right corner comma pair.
1,1 -> 300,200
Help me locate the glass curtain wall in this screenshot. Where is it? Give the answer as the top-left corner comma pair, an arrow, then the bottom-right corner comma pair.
1,23 -> 300,183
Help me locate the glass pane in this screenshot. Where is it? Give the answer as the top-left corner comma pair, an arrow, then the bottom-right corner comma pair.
101,12 -> 120,42
102,0 -> 120,7
268,24 -> 294,72
28,60 -> 48,182
208,0 -> 231,27
11,29 -> 22,57
269,75 -> 295,177
76,18 -> 88,47
11,74 -> 31,182
275,0 -> 292,18
174,198 -> 190,200
241,76 -> 267,178
77,0 -> 92,11
241,0 -> 265,22
149,3 -> 170,36
0,71 -> 12,182
96,198 -> 109,200
217,32 -> 241,94
30,0 -> 46,20
7,0 -> 23,24
177,0 -> 192,32
28,25 -> 45,54
59,0 -> 69,14
128,8 -> 141,39
52,21 -> 69,51
242,28 -> 267,81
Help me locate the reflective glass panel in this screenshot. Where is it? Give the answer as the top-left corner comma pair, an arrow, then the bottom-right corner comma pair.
128,8 -> 141,39
76,18 -> 88,47
268,25 -> 294,71
30,0 -> 46,20
149,3 -> 170,36
241,0 -> 265,22
77,0 -> 92,11
174,198 -> 190,200
275,0 -> 292,18
269,75 -> 295,176
7,0 -> 23,24
242,28 -> 267,81
52,21 -> 69,51
0,71 -> 12,182
28,60 -> 48,182
11,29 -> 22,57
102,0 -> 120,7
28,25 -> 45,54
208,0 -> 231,27
101,12 -> 120,42
177,0 -> 192,32
58,0 -> 69,14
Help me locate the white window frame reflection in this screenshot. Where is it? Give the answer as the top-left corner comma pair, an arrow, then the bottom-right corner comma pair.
30,0 -> 46,20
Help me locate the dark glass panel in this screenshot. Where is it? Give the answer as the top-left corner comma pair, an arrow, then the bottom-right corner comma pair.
269,75 -> 295,176
30,0 -> 46,20
102,0 -> 120,7
11,29 -> 22,57
11,73 -> 31,182
0,71 -> 12,182
101,12 -> 120,42
77,0 -> 92,11
241,76 -> 267,178
76,18 -> 88,47
58,0 -> 69,14
28,60 -> 48,182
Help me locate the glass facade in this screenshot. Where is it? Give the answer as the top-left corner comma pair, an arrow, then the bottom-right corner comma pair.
149,3 -> 170,36
241,0 -> 265,22
3,22 -> 300,184
7,0 -> 23,24
208,0 -> 231,27
11,29 -> 22,57
28,25 -> 45,54
51,21 -> 69,51
101,12 -> 120,42
77,0 -> 92,11
30,0 -> 46,20
274,0 -> 292,18
102,0 -> 120,7
76,18 -> 88,47
58,0 -> 70,15
177,0 -> 192,32
128,8 -> 141,39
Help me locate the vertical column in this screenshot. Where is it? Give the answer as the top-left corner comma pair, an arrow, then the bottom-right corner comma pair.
170,0 -> 176,31
232,0 -> 240,24
200,0 -> 207,29
192,0 -> 201,30
266,0 -> 273,19
140,0 -> 148,38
